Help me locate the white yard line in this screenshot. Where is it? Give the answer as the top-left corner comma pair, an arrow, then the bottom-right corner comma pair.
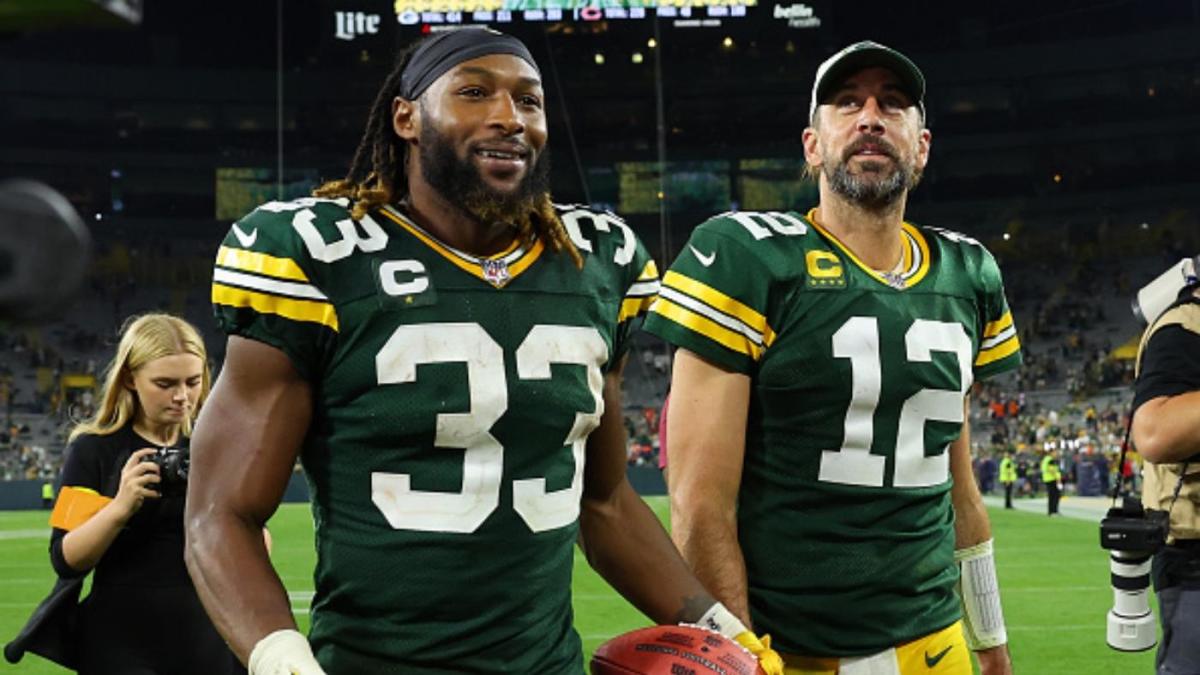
0,529 -> 50,540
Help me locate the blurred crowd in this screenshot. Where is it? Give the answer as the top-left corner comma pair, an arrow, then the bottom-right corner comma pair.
972,386 -> 1140,500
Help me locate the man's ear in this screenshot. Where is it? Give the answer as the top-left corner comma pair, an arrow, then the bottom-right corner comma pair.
802,126 -> 821,169
393,97 -> 418,142
915,127 -> 932,172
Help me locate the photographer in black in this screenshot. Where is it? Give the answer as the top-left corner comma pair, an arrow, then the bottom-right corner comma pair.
9,313 -> 242,674
1130,259 -> 1200,674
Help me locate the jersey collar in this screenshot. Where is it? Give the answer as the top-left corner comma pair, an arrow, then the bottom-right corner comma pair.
804,208 -> 931,290
378,205 -> 544,288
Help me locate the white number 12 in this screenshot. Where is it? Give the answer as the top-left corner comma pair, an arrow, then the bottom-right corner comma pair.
817,317 -> 973,488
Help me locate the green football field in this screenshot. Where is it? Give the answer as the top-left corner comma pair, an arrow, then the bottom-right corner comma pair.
0,497 -> 1156,674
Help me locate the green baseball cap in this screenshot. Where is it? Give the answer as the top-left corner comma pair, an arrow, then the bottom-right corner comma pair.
809,40 -> 926,122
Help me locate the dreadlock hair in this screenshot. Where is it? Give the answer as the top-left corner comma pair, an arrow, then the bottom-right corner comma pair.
314,37 -> 583,269
312,41 -> 419,220
519,193 -> 583,270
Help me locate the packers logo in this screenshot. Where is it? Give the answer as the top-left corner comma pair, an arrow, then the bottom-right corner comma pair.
805,250 -> 845,288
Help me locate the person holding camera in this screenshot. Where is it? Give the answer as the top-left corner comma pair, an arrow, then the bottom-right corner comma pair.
1130,266 -> 1200,674
12,313 -> 241,674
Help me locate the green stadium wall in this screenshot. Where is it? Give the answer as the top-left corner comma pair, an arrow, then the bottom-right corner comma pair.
0,466 -> 667,510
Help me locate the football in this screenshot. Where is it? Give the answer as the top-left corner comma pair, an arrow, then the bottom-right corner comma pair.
591,625 -> 763,675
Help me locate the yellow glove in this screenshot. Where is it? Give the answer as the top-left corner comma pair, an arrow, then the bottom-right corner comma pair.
734,631 -> 785,675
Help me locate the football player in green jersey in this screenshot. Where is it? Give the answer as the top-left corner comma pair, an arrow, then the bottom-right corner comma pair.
644,41 -> 1019,675
183,28 -> 780,675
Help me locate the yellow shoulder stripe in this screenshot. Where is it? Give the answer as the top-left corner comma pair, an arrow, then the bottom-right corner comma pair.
975,335 -> 1021,367
661,271 -> 774,344
649,297 -> 764,360
983,311 -> 1014,338
213,283 -> 339,331
217,246 -> 309,282
619,296 -> 656,323
638,258 -> 660,281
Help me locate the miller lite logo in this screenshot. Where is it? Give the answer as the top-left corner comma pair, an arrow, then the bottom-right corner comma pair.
335,11 -> 381,41
482,259 -> 511,288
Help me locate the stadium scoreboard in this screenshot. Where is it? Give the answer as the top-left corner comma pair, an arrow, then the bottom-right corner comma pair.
389,0 -> 755,26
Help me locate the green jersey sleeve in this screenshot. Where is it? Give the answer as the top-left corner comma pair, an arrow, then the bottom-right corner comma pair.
613,236 -> 660,367
556,204 -> 660,372
971,244 -> 1022,380
211,198 -> 342,381
643,214 -> 782,374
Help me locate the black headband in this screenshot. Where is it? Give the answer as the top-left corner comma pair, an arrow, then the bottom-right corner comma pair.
399,28 -> 540,101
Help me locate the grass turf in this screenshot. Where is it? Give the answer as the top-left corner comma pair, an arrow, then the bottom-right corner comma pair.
0,498 -> 1156,674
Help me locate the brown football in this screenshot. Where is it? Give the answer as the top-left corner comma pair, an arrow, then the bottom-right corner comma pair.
591,625 -> 763,675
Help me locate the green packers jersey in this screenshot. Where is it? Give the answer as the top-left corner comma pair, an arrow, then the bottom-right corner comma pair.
643,208 -> 1021,657
211,198 -> 658,674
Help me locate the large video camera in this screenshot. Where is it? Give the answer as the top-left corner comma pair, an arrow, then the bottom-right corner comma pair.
1099,498 -> 1167,651
1133,255 -> 1200,325
139,447 -> 190,496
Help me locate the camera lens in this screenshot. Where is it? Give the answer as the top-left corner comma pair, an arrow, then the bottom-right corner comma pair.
1106,550 -> 1158,651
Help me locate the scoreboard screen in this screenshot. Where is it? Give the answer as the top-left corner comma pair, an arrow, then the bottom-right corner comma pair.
390,0 -> 755,26
330,0 -> 765,33
327,2 -> 828,53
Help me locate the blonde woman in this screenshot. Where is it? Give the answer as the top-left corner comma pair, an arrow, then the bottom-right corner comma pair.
43,313 -> 238,674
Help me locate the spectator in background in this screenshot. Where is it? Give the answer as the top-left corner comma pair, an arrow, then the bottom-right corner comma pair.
1041,451 -> 1062,516
1016,456 -> 1030,497
1000,452 -> 1016,509
978,453 -> 997,495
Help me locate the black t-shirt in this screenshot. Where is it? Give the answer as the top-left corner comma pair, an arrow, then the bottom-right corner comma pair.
1133,310 -> 1200,415
50,425 -> 191,587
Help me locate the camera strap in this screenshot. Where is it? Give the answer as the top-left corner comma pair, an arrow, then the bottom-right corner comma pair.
1112,416 -> 1132,505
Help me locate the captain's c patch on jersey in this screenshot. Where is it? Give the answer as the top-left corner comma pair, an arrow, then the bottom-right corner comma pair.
373,258 -> 437,309
805,250 -> 846,289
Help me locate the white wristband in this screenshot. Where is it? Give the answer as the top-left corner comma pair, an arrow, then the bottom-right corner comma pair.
697,602 -> 751,640
955,538 -> 1008,650
248,629 -> 327,675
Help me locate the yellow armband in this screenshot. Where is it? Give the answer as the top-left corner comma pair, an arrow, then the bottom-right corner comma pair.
49,486 -> 111,531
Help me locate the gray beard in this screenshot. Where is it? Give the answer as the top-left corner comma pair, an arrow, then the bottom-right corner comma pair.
826,159 -> 912,210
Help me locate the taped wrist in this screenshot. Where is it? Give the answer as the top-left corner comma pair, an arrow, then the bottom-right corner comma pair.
955,538 -> 1008,650
697,603 -> 785,675
697,602 -> 750,640
248,629 -> 325,675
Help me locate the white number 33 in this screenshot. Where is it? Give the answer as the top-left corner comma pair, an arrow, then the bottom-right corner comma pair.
371,323 -> 607,534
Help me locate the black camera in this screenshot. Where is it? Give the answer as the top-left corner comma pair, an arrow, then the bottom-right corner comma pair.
1100,498 -> 1169,554
139,447 -> 190,495
1100,497 -> 1168,651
